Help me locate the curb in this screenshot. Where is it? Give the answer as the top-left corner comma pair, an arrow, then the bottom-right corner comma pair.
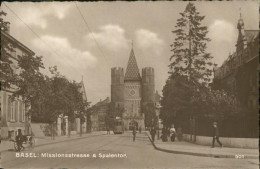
145,132 -> 258,159
0,133 -> 106,153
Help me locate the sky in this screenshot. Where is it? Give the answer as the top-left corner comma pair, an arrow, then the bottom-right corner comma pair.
1,1 -> 258,105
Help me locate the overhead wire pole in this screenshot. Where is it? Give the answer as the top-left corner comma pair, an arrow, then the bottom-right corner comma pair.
74,2 -> 110,67
3,2 -> 63,59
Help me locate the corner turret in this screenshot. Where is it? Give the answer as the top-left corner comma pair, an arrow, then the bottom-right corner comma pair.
141,67 -> 155,103
111,67 -> 125,107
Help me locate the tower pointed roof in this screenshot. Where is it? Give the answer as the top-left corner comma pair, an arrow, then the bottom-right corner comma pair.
79,76 -> 87,101
125,48 -> 141,81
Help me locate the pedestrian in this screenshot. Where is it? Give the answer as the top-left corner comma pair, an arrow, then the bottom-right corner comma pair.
16,129 -> 24,151
132,126 -> 137,142
177,127 -> 183,141
211,122 -> 223,148
170,125 -> 176,142
150,127 -> 156,142
106,126 -> 110,135
139,126 -> 141,133
161,126 -> 168,142
167,127 -> 170,141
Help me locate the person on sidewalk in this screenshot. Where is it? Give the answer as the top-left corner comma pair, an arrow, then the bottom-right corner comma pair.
177,127 -> 183,141
16,129 -> 25,151
161,127 -> 168,142
132,126 -> 137,142
170,125 -> 176,142
150,127 -> 156,142
139,126 -> 142,133
167,127 -> 171,141
212,122 -> 223,148
106,127 -> 110,135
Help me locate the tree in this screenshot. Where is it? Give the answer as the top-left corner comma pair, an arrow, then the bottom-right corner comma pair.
160,74 -> 193,127
170,2 -> 215,84
67,80 -> 90,136
0,10 -> 16,89
191,89 -> 240,121
12,53 -> 45,134
45,67 -> 90,137
13,54 -> 45,114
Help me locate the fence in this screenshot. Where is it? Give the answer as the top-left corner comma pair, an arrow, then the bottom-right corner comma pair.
174,115 -> 258,138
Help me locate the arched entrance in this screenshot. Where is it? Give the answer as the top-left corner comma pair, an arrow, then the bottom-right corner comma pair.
129,120 -> 138,130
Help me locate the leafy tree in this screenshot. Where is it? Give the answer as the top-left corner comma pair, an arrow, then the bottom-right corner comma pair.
191,89 -> 240,121
43,67 -> 90,136
160,74 -> 194,127
170,2 -> 215,84
13,54 -> 45,113
0,10 -> 16,89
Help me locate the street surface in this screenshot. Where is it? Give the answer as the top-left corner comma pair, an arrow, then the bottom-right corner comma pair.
0,132 -> 258,169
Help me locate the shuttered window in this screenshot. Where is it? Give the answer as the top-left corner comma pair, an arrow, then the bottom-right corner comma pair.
19,100 -> 23,122
8,98 -> 15,121
15,101 -> 18,121
7,96 -> 11,121
22,103 -> 25,122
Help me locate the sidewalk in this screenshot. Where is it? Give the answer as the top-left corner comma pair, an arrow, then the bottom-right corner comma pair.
0,131 -> 106,153
146,133 -> 259,159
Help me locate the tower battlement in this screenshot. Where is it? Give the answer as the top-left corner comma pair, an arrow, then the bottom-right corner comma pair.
142,67 -> 154,77
141,67 -> 155,103
111,67 -> 124,103
111,67 -> 124,74
142,67 -> 154,85
111,67 -> 124,84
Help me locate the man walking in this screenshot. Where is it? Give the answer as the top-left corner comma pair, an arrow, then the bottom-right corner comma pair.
132,126 -> 137,142
170,125 -> 176,142
212,122 -> 223,148
150,127 -> 156,142
16,129 -> 24,151
106,126 -> 110,135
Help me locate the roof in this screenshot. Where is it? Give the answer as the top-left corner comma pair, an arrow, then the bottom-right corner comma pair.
244,30 -> 259,44
1,31 -> 35,56
79,78 -> 87,101
124,48 -> 141,81
94,97 -> 110,107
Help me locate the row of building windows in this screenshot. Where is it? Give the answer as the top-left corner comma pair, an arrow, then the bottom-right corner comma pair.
125,84 -> 141,89
7,96 -> 25,122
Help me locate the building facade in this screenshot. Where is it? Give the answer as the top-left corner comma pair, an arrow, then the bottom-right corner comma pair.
90,97 -> 110,131
0,26 -> 34,139
111,47 -> 155,130
212,15 -> 259,137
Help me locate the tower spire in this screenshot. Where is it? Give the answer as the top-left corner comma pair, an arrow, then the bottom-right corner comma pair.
132,40 -> 133,49
237,8 -> 244,30
125,47 -> 141,81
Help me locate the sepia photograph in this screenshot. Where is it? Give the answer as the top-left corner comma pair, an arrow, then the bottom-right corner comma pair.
0,1 -> 259,168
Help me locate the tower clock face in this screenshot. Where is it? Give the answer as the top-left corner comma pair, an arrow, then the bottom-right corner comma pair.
129,89 -> 136,96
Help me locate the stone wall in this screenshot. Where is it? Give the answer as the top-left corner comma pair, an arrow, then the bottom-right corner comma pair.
183,134 -> 258,149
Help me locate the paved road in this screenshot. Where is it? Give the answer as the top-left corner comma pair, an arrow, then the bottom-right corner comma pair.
0,132 -> 258,169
